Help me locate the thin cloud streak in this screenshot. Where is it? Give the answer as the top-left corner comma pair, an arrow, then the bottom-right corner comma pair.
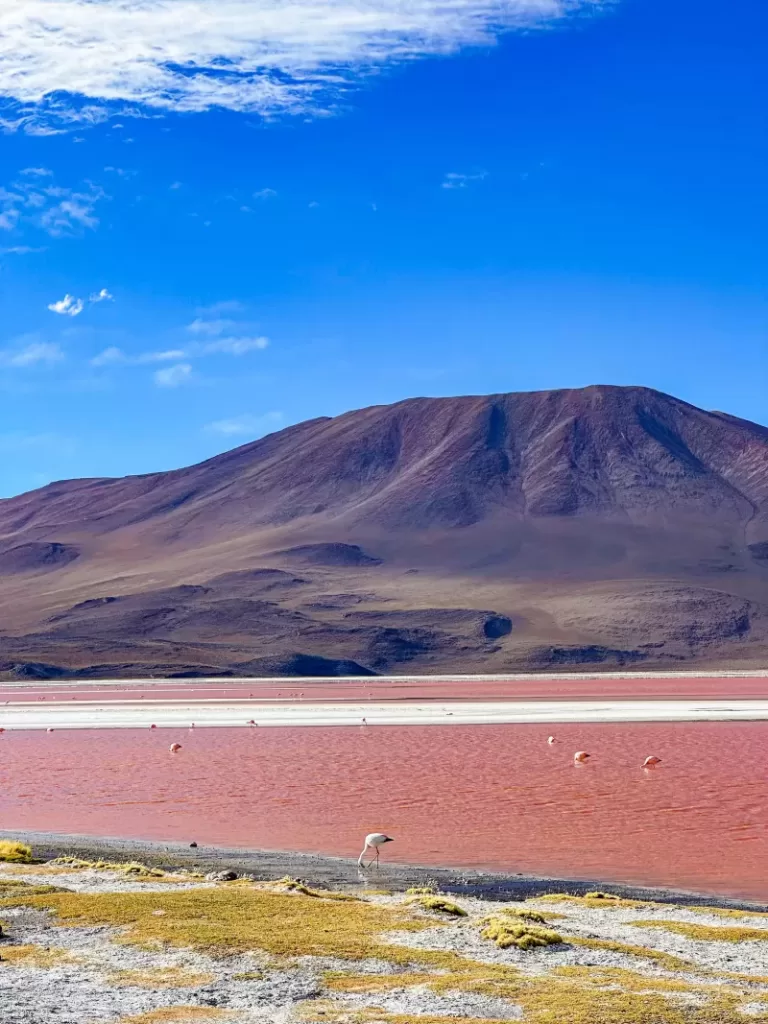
205,411 -> 284,436
442,170 -> 488,189
0,339 -> 64,367
90,336 -> 269,366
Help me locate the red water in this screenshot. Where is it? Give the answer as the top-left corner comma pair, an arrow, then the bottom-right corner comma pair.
2,720 -> 768,901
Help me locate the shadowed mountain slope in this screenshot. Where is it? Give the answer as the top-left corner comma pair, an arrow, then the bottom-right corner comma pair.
0,385 -> 766,678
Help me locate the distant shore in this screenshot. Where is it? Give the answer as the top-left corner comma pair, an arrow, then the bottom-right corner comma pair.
4,695 -> 768,731
4,828 -> 768,914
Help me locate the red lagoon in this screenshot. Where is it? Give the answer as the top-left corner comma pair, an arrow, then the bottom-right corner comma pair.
1,720 -> 767,901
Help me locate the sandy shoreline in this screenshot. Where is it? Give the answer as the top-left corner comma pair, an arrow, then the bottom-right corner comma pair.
3,829 -> 766,913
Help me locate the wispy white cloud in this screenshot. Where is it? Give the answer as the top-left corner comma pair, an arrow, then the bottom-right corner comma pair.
187,317 -> 237,337
0,338 -> 64,367
253,187 -> 277,199
20,166 -> 52,177
103,166 -> 136,178
91,346 -> 186,366
441,170 -> 488,189
91,336 -> 268,367
154,362 -> 193,388
0,244 -> 46,254
185,312 -> 269,354
195,300 -> 245,316
48,293 -> 84,317
90,345 -> 126,367
205,411 -> 284,436
49,287 -> 113,317
0,172 -> 107,237
203,336 -> 269,355
141,348 -> 188,363
0,1 -> 606,131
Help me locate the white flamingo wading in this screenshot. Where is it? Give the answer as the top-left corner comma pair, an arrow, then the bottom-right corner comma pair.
358,832 -> 394,867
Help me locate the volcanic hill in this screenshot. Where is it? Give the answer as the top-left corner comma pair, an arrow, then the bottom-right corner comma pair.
0,384 -> 766,678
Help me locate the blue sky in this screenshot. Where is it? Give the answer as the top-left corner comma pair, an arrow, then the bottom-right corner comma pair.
0,0 -> 765,497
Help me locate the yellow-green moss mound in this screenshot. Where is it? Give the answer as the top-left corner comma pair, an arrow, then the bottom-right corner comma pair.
0,841 -> 33,864
409,895 -> 467,917
481,914 -> 563,950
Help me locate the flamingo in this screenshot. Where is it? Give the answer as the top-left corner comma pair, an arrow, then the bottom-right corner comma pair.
574,751 -> 590,763
150,724 -> 157,729
547,736 -> 556,745
46,727 -> 54,733
358,832 -> 394,867
170,743 -> 182,753
643,756 -> 662,768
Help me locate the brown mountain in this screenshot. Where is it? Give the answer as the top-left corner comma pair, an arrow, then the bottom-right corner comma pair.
0,384 -> 766,678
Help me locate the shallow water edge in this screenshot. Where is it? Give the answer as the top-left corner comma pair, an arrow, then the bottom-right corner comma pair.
5,828 -> 768,914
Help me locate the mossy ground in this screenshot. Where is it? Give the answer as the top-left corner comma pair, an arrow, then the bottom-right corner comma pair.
116,1010 -> 236,1024
49,856 -> 179,879
630,919 -> 768,943
110,967 -> 216,989
0,943 -> 82,968
3,868 -> 768,1023
3,883 -> 430,961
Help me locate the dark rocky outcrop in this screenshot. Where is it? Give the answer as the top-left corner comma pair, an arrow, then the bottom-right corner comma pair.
0,542 -> 79,574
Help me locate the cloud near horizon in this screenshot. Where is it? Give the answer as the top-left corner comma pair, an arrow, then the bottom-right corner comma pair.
0,0 -> 607,131
205,411 -> 284,436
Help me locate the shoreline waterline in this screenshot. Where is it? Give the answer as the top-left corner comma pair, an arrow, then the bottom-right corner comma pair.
4,828 -> 768,913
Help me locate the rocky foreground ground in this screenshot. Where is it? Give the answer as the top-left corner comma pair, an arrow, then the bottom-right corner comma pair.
3,844 -> 768,1024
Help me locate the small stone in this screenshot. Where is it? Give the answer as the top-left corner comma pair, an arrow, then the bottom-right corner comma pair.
205,870 -> 238,882
189,842 -> 198,848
